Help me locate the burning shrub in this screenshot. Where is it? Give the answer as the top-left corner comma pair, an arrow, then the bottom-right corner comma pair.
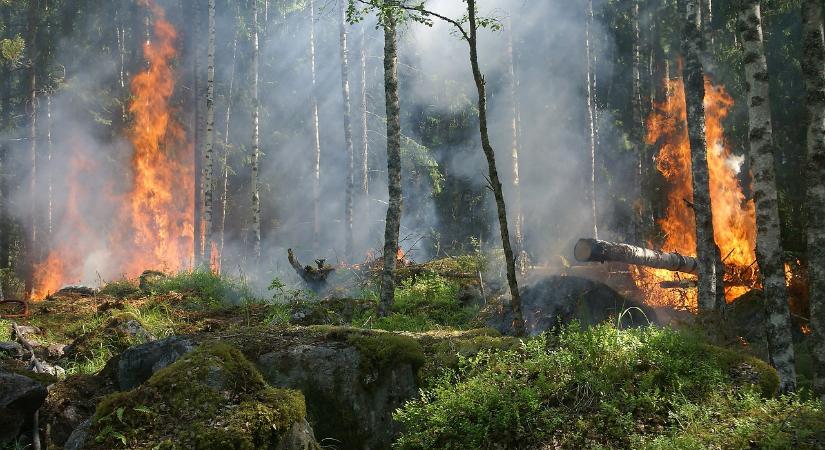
393,323 -> 801,449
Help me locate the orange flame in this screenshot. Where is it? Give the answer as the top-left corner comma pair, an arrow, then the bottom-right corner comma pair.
633,76 -> 757,309
31,0 -> 193,299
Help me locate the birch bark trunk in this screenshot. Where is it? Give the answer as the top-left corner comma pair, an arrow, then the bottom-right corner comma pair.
680,0 -> 723,312
737,0 -> 796,392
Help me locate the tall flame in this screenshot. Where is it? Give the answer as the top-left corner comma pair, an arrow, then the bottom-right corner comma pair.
116,0 -> 193,276
30,0 -> 192,298
633,76 -> 758,309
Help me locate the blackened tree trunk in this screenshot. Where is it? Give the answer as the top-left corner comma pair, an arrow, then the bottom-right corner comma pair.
251,0 -> 262,260
467,0 -> 524,336
340,0 -> 355,261
680,0 -> 723,312
802,0 -> 825,400
203,0 -> 216,267
378,14 -> 401,317
737,0 -> 796,392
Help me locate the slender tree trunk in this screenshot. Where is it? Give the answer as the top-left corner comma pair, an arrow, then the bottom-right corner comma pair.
25,0 -> 38,296
219,11 -> 239,273
585,0 -> 598,239
340,0 -> 355,261
309,0 -> 322,253
506,19 -> 526,273
466,0 -> 524,336
801,0 -> 825,400
680,0 -> 723,312
631,0 -> 646,242
701,0 -> 714,47
193,0 -> 203,266
46,94 -> 52,242
378,14 -> 401,317
251,0 -> 262,260
738,0 -> 797,393
360,24 -> 369,208
0,54 -> 9,270
202,0 -> 216,267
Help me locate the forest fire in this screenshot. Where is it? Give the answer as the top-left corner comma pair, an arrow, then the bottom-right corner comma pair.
30,0 -> 192,298
632,77 -> 758,309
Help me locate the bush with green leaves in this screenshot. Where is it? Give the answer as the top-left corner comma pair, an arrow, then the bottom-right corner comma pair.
392,323 -> 819,449
142,269 -> 255,307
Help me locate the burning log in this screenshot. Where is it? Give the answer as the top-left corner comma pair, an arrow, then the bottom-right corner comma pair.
574,238 -> 699,274
287,249 -> 335,290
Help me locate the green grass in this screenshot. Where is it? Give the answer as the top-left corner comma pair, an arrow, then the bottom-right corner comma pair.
392,322 -> 812,449
141,269 -> 256,307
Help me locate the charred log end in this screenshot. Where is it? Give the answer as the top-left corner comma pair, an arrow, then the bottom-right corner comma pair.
574,238 -> 600,263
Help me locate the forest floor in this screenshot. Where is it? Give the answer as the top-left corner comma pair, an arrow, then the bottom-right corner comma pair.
1,264 -> 825,449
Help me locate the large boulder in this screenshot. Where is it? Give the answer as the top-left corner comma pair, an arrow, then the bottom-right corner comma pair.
109,335 -> 196,390
256,331 -> 422,450
0,370 -> 49,443
481,275 -> 657,336
87,342 -> 319,450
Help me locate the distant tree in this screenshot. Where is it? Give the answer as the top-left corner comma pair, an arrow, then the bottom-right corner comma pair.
340,0 -> 355,261
738,0 -> 797,393
801,0 -> 825,400
250,0 -> 261,260
309,0 -> 322,253
202,0 -> 216,267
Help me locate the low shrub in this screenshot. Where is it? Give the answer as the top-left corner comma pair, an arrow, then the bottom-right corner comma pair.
393,323 -> 805,449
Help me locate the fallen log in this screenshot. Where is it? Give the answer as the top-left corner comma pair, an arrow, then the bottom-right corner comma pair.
574,238 -> 699,274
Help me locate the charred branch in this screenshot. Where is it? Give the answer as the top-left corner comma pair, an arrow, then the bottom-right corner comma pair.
575,238 -> 699,274
287,248 -> 335,291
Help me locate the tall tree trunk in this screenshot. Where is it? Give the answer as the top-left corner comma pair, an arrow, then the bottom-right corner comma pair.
360,24 -> 369,208
738,0 -> 797,393
193,0 -> 203,266
378,14 -> 401,317
585,0 -> 599,239
467,0 -> 524,336
309,0 -> 322,253
801,0 -> 825,400
25,0 -> 38,296
680,0 -> 723,312
0,44 -> 10,270
251,0 -> 262,260
631,0 -> 646,242
219,10 -> 239,273
46,94 -> 52,242
505,19 -> 526,273
202,0 -> 216,268
340,0 -> 355,261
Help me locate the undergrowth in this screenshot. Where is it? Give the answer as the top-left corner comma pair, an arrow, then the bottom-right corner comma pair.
392,322 -> 820,449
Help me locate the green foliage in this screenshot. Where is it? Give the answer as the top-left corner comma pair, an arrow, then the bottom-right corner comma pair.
99,279 -> 142,299
142,269 -> 254,307
0,34 -> 24,64
393,323 -> 790,449
345,330 -> 427,377
90,343 -> 308,449
63,312 -> 155,376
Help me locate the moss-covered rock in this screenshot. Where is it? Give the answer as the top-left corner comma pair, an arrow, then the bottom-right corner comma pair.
87,342 -> 316,450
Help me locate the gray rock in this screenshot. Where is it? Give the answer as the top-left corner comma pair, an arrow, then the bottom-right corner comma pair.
0,341 -> 23,357
483,275 -> 657,336
275,419 -> 320,450
63,418 -> 91,450
257,341 -> 418,450
0,371 -> 48,443
114,336 -> 195,390
117,319 -> 156,342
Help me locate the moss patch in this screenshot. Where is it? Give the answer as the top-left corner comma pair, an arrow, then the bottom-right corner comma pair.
88,342 -> 307,449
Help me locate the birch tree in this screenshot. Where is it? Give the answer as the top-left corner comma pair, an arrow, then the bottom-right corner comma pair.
219,5 -> 240,271
506,18 -> 526,273
738,0 -> 797,393
202,0 -> 216,267
310,0 -> 322,252
680,0 -> 723,312
585,0 -> 598,239
801,0 -> 825,400
340,0 -> 355,261
251,0 -> 262,260
359,24 -> 369,210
